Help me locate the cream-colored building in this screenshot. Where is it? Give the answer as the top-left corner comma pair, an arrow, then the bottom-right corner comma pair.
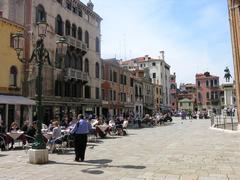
1,0 -> 102,123
178,98 -> 193,112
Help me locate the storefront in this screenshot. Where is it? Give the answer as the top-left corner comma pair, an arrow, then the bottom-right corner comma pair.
0,95 -> 35,130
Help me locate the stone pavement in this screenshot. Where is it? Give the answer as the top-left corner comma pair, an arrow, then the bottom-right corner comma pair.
1,118 -> 240,180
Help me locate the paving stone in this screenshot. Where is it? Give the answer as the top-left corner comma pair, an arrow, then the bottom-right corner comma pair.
0,118 -> 240,179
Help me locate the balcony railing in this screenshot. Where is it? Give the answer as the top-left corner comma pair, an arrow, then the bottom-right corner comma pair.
65,68 -> 88,82
65,36 -> 88,53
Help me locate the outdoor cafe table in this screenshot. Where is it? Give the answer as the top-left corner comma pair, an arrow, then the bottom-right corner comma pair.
7,131 -> 24,140
97,125 -> 109,132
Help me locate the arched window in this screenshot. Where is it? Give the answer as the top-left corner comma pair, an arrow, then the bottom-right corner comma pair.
72,53 -> 78,69
78,8 -> 82,17
36,4 -> 46,22
10,66 -> 17,87
55,15 -> 63,35
85,58 -> 89,73
78,27 -> 82,41
57,0 -> 62,5
72,24 -> 76,38
79,56 -> 83,71
64,51 -> 71,68
95,62 -> 99,78
85,31 -> 89,48
65,20 -> 71,36
206,92 -> 209,99
96,37 -> 100,52
101,65 -> 104,79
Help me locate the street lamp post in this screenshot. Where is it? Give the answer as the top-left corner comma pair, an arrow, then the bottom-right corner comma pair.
12,20 -> 68,162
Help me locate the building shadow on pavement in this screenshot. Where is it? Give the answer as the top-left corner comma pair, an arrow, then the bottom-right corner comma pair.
48,158 -> 146,175
0,154 -> 7,157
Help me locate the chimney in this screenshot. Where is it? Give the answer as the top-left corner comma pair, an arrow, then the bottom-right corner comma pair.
160,51 -> 165,60
144,55 -> 148,61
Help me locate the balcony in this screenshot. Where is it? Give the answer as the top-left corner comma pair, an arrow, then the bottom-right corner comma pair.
65,36 -> 88,55
64,68 -> 88,83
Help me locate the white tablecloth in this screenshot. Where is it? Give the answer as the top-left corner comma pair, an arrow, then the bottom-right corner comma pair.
97,125 -> 109,132
7,132 -> 24,140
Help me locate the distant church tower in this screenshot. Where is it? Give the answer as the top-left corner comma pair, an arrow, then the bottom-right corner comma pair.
87,0 -> 94,10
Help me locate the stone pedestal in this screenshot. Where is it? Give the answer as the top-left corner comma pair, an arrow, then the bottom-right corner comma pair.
29,149 -> 48,164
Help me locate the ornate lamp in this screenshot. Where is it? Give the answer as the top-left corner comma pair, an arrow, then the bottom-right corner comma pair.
37,20 -> 48,39
12,32 -> 24,60
12,20 -> 69,164
56,36 -> 68,57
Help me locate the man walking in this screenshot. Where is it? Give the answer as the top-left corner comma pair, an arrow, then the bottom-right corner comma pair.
70,114 -> 92,162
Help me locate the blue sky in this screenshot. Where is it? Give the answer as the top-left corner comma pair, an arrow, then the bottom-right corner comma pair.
82,0 -> 233,84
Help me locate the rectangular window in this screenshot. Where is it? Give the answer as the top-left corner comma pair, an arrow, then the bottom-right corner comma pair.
152,62 -> 156,66
110,70 -> 113,81
102,89 -> 105,100
95,87 -> 99,99
110,90 -> 113,100
85,86 -> 91,98
113,91 -> 116,101
130,78 -> 134,87
10,34 -> 14,48
124,75 -> 127,85
198,81 -> 201,87
113,71 -> 117,82
152,73 -> 156,79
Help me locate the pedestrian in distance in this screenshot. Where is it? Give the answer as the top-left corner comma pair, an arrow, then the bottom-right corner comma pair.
70,114 -> 92,162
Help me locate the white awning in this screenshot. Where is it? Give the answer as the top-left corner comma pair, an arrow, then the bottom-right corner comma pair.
0,95 -> 36,105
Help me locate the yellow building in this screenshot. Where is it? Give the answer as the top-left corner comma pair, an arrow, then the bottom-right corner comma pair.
0,17 -> 34,130
228,0 -> 240,124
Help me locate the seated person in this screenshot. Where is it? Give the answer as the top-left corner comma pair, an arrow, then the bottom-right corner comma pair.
61,117 -> 69,128
21,120 -> 29,133
26,122 -> 37,143
9,121 -> 26,149
10,121 -> 19,132
48,121 -> 62,153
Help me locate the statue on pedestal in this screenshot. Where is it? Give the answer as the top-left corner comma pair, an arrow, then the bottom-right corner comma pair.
224,67 -> 232,82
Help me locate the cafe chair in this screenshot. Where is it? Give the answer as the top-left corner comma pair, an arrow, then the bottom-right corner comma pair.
51,135 -> 68,154
0,135 -> 6,151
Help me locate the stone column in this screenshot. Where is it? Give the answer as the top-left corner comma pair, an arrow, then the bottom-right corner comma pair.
228,0 -> 240,126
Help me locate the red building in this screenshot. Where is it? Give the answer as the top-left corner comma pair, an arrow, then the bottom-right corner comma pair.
196,72 -> 221,111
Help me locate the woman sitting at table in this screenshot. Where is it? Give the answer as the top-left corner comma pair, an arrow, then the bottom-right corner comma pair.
10,122 -> 19,132
9,122 -> 26,149
48,121 -> 61,153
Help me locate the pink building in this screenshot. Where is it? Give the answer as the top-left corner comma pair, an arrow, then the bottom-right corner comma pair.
196,72 -> 221,111
170,73 -> 177,111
